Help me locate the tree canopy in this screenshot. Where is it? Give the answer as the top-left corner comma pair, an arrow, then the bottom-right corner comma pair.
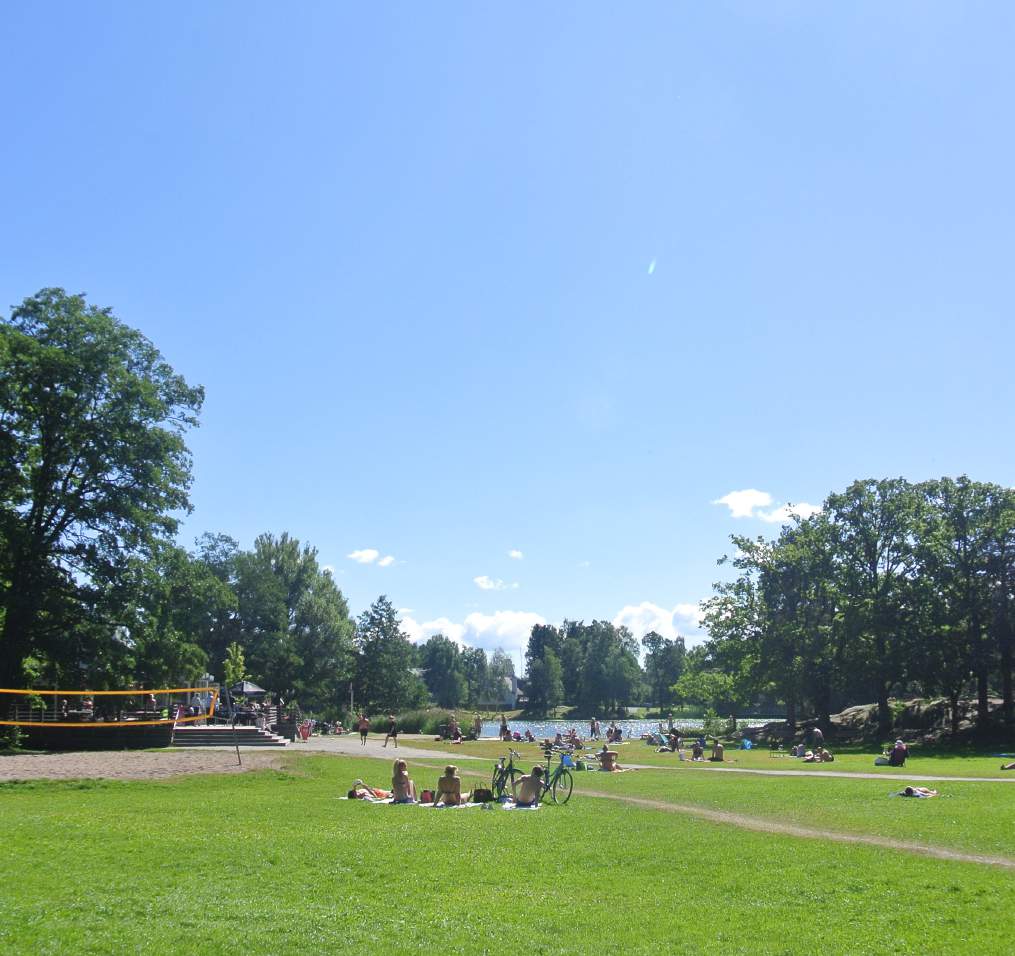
0,288 -> 203,686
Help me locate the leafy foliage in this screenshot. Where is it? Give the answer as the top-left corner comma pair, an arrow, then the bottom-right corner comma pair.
0,288 -> 203,686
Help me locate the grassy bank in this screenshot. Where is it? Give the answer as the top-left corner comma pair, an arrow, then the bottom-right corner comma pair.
2,753 -> 1014,954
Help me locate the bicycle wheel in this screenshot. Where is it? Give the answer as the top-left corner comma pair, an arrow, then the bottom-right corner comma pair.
551,769 -> 573,804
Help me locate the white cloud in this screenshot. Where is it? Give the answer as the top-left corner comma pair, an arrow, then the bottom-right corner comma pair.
612,601 -> 706,646
347,548 -> 379,564
673,603 -> 703,630
474,575 -> 515,591
377,555 -> 395,567
577,560 -> 591,568
461,610 -> 545,655
401,615 -> 466,646
647,257 -> 657,275
401,609 -> 543,656
757,502 -> 822,524
713,489 -> 821,525
508,549 -> 524,560
712,489 -> 773,518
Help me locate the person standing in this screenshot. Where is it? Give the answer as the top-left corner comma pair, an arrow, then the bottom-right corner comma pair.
383,713 -> 398,748
472,714 -> 483,739
358,712 -> 370,746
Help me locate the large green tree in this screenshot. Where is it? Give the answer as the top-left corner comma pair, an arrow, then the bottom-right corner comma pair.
232,532 -> 355,711
0,289 -> 204,686
420,634 -> 467,708
825,479 -> 921,736
353,596 -> 427,713
641,630 -> 687,712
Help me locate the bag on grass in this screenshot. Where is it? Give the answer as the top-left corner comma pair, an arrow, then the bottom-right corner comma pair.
874,756 -> 890,766
420,789 -> 434,803
471,788 -> 494,803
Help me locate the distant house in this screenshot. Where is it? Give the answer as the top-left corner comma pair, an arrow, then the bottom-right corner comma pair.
478,674 -> 519,710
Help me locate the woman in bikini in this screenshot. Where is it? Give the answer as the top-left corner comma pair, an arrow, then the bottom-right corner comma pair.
435,765 -> 463,805
391,759 -> 416,802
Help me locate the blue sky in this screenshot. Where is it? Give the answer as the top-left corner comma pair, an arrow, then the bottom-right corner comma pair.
3,3 -> 1014,662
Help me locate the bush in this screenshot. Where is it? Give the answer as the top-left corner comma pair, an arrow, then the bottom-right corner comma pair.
359,708 -> 457,735
2,724 -> 25,752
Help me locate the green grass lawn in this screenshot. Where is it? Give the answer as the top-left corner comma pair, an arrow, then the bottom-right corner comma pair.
403,752 -> 1015,859
2,753 -> 1013,954
403,736 -> 1015,777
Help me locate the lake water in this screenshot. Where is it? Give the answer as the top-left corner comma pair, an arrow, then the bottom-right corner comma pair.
480,717 -> 775,740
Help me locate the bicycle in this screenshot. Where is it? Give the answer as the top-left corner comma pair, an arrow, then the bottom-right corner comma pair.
540,747 -> 574,804
491,748 -> 525,798
491,748 -> 574,805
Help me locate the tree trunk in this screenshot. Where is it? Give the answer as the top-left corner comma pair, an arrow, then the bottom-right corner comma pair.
0,592 -> 34,688
877,686 -> 891,738
786,697 -> 797,735
1000,620 -> 1014,729
949,691 -> 961,736
814,679 -> 832,729
976,668 -> 990,731
875,629 -> 891,737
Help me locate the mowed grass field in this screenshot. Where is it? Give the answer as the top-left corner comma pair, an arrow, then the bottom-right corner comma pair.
406,735 -> 1015,776
1,753 -> 1013,955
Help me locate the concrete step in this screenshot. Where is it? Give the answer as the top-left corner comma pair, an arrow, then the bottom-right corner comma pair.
173,726 -> 288,747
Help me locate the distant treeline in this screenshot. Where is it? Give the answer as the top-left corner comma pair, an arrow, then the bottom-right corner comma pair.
3,292 -> 1012,732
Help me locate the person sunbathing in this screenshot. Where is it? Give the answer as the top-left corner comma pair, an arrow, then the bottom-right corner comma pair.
898,786 -> 938,798
691,742 -> 704,761
1002,761 -> 1015,771
348,779 -> 391,800
710,741 -> 725,762
391,759 -> 416,803
512,765 -> 544,807
435,765 -> 463,805
818,748 -> 834,762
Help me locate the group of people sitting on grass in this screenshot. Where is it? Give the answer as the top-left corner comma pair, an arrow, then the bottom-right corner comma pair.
652,734 -> 726,763
544,729 -> 584,751
497,715 -> 536,743
348,760 -> 545,806
788,742 -> 835,762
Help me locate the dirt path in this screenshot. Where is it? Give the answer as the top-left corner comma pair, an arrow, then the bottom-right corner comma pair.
621,762 -> 1015,783
579,789 -> 1015,869
0,750 -> 285,782
300,734 -> 488,762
